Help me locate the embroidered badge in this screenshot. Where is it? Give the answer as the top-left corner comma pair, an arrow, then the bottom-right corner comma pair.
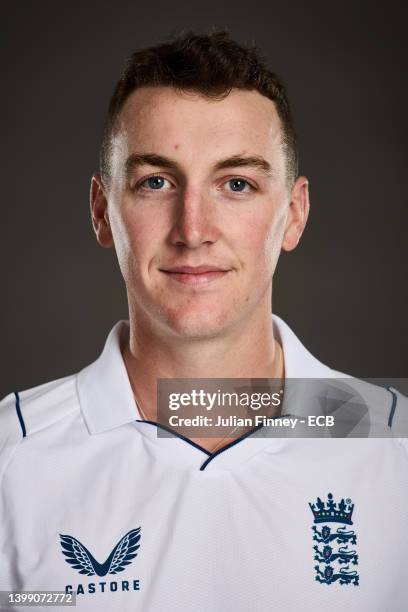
309,493 -> 359,586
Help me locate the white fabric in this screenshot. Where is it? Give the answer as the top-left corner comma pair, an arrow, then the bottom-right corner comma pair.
0,315 -> 407,611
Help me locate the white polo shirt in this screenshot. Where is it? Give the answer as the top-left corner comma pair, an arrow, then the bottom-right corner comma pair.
1,315 -> 407,611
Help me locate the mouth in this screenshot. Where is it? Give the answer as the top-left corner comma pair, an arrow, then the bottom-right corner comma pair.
159,265 -> 232,286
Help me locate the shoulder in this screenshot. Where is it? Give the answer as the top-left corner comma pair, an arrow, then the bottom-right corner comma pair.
274,311 -> 407,436
0,375 -> 80,479
326,371 -> 408,437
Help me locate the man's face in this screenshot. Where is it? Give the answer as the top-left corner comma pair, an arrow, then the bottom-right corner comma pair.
92,87 -> 308,339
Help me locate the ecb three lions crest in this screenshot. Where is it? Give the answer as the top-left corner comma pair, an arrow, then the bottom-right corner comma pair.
309,493 -> 359,586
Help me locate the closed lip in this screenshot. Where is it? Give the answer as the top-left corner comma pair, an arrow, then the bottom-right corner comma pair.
160,265 -> 230,274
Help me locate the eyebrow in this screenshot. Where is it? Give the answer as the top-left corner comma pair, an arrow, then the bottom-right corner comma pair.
214,154 -> 273,177
125,152 -> 274,179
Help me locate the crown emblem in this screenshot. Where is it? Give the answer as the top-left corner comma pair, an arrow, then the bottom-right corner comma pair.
309,493 -> 354,525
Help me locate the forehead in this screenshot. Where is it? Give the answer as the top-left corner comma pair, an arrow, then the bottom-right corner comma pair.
114,86 -> 283,162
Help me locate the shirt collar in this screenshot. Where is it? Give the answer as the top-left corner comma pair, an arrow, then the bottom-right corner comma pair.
77,320 -> 138,434
272,315 -> 333,379
77,316 -> 333,435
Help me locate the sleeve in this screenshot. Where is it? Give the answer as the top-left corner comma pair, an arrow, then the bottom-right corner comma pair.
0,392 -> 24,484
388,386 -> 408,454
0,391 -> 24,593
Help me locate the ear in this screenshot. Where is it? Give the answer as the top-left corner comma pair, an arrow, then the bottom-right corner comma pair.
281,176 -> 310,252
90,174 -> 114,248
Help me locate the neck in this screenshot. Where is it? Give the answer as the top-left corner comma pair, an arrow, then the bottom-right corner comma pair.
122,303 -> 284,449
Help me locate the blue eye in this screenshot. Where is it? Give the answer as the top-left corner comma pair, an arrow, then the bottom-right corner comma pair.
228,178 -> 250,192
145,176 -> 166,189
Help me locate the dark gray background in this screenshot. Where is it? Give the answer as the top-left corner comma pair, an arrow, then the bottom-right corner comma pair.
1,1 -> 407,398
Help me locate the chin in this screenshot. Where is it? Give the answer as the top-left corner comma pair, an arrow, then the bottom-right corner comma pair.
161,306 -> 232,340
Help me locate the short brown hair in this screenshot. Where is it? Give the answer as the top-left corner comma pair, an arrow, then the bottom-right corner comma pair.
100,30 -> 298,185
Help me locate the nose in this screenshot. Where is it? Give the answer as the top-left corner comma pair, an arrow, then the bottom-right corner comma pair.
169,186 -> 219,248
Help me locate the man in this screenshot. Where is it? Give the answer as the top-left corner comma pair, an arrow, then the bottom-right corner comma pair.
0,31 -> 407,611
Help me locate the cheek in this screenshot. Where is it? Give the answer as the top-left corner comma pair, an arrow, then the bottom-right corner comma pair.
263,221 -> 285,267
234,212 -> 286,275
109,206 -> 163,279
263,205 -> 288,267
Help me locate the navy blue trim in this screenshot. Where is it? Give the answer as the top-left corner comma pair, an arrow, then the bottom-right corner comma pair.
199,424 -> 264,471
387,387 -> 398,428
135,419 -> 211,456
135,419 -> 266,468
14,392 -> 26,438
